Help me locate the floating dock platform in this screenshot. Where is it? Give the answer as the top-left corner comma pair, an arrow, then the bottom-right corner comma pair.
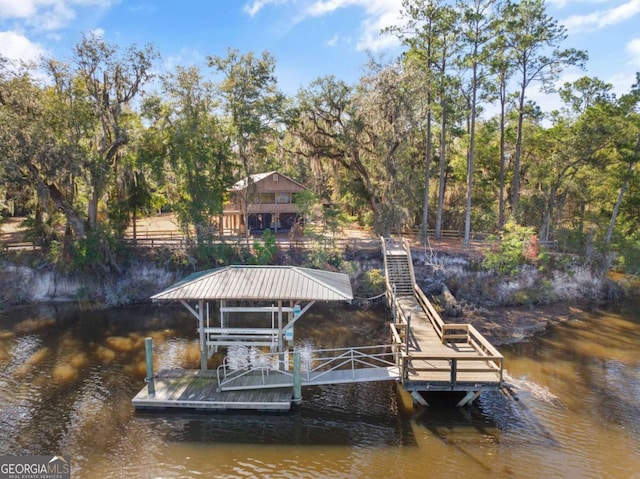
132,369 -> 293,412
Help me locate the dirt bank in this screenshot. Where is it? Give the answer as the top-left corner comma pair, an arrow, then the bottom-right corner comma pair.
464,302 -> 590,346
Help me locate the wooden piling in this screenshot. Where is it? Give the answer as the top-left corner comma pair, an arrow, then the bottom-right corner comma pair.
145,337 -> 155,397
293,351 -> 302,402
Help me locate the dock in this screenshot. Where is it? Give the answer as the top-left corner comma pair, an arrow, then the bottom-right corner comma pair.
133,240 -> 503,411
382,237 -> 503,406
132,369 -> 293,412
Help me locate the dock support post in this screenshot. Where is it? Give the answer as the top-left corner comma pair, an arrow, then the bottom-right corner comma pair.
293,351 -> 302,403
145,337 -> 155,397
450,359 -> 457,389
198,299 -> 207,371
411,390 -> 429,407
457,390 -> 482,407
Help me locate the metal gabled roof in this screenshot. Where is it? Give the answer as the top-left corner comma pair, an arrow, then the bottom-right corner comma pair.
229,171 -> 306,192
151,265 -> 353,302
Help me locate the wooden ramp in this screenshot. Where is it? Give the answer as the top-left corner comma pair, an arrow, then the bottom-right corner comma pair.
382,237 -> 504,404
132,369 -> 293,412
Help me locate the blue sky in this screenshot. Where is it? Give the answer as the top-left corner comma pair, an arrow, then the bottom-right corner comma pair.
1,0 -> 639,115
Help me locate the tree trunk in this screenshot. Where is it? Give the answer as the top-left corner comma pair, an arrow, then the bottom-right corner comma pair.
541,184 -> 557,243
47,183 -> 86,239
498,80 -> 507,229
435,97 -> 447,240
512,82 -> 526,217
421,108 -> 433,245
464,68 -> 478,248
132,206 -> 138,245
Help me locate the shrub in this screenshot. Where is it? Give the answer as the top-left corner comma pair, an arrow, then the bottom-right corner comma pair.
359,269 -> 386,296
252,229 -> 277,265
482,221 -> 536,275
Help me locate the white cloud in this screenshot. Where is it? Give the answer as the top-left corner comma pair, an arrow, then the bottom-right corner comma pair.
627,38 -> 640,66
309,0 -> 402,52
243,0 -> 291,17
0,30 -> 48,62
28,1 -> 76,31
0,0 -> 37,18
90,27 -> 105,37
248,0 -> 402,52
326,33 -> 340,47
547,0 -> 614,9
162,47 -> 205,72
353,2 -> 401,51
563,0 -> 640,34
0,0 -> 115,31
607,71 -> 638,96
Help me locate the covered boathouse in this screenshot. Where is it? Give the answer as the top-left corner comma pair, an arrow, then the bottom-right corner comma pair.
132,265 -> 354,411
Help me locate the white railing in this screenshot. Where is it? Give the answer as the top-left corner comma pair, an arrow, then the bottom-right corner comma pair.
216,345 -> 398,390
298,345 -> 397,382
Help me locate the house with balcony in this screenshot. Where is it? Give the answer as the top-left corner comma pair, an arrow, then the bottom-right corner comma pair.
220,171 -> 306,235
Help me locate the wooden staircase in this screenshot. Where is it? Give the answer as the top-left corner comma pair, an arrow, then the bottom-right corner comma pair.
383,242 -> 414,297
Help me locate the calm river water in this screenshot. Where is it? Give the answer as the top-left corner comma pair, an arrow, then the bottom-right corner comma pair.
1,299 -> 640,478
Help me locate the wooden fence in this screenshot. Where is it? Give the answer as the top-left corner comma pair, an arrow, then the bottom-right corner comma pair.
393,227 -> 558,250
1,227 -> 557,252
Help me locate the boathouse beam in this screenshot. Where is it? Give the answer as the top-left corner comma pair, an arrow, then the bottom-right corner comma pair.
278,300 -> 283,353
198,300 -> 207,370
179,299 -> 209,370
180,300 -> 200,320
283,301 -> 315,329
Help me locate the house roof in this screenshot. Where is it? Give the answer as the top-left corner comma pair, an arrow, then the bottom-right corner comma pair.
229,171 -> 306,192
151,265 -> 353,302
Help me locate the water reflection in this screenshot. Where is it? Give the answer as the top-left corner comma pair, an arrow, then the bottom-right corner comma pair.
2,300 -> 640,478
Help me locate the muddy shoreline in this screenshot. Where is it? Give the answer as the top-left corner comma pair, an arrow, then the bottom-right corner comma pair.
467,302 -> 591,346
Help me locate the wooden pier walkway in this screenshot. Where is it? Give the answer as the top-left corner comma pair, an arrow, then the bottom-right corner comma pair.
382,237 -> 503,405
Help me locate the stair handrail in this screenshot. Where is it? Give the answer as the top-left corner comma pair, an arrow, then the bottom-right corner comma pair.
402,238 -> 417,291
380,236 -> 395,310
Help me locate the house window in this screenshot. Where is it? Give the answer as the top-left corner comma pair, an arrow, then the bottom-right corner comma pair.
275,192 -> 290,204
260,192 -> 275,204
273,173 -> 278,182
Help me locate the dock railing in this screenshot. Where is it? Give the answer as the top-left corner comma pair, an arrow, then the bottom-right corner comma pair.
298,345 -> 397,382
383,236 -> 504,387
389,288 -> 503,385
216,345 -> 399,391
204,327 -> 279,348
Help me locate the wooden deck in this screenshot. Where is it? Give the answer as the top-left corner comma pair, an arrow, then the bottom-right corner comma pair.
395,295 -> 503,389
132,369 -> 293,412
383,237 -> 504,397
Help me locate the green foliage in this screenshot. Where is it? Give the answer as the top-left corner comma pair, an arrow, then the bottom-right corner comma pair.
252,229 -> 278,265
192,243 -> 243,267
482,221 -> 537,275
322,204 -> 350,237
293,189 -> 320,230
68,228 -> 120,274
1,10 -> 639,282
305,246 -> 343,270
155,66 -> 235,241
107,197 -> 131,239
359,269 -> 386,296
46,240 -> 63,266
21,212 -> 64,250
612,234 -> 640,274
